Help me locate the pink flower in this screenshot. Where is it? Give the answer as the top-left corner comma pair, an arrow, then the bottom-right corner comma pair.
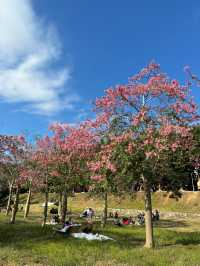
171,143 -> 178,152
145,151 -> 157,159
90,175 -> 103,181
107,162 -> 116,173
50,170 -> 60,177
17,135 -> 25,144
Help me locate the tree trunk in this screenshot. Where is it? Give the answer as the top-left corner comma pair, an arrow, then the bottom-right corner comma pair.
42,182 -> 49,227
58,191 -> 63,218
6,182 -> 14,216
10,186 -> 19,224
101,191 -> 108,228
61,184 -> 67,227
143,174 -> 154,248
24,182 -> 32,218
197,178 -> 200,191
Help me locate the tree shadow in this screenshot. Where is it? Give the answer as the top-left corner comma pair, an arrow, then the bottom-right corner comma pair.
154,219 -> 188,228
0,218 -> 54,248
174,231 -> 200,245
0,216 -> 200,251
157,230 -> 200,247
0,218 -> 146,250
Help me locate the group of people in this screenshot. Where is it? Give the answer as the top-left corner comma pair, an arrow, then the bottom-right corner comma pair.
113,214 -> 142,226
50,206 -> 160,227
50,207 -> 95,225
113,216 -> 135,226
110,210 -> 160,226
80,207 -> 95,219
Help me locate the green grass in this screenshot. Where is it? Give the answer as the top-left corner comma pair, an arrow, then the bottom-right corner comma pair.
2,191 -> 200,265
1,209 -> 200,266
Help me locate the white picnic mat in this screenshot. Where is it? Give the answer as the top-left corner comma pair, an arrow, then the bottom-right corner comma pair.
71,232 -> 113,241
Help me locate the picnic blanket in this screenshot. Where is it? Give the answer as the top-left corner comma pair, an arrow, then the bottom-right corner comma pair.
71,232 -> 113,241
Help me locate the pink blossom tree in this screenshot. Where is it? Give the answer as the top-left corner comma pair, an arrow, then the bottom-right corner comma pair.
0,135 -> 27,223
93,62 -> 199,248
49,122 -> 97,226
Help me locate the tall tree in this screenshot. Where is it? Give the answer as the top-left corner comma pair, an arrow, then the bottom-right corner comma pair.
0,135 -> 27,223
93,62 -> 199,248
49,122 -> 97,226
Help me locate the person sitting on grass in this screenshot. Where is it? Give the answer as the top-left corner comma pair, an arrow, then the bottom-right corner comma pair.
65,217 -> 73,226
122,217 -> 130,225
81,209 -> 87,217
54,215 -> 60,223
121,217 -> 134,225
114,211 -> 119,219
50,214 -> 60,225
152,209 -> 160,221
82,219 -> 93,233
113,217 -> 122,226
87,208 -> 94,219
135,212 -> 145,225
129,216 -> 134,225
50,207 -> 58,215
56,218 -> 73,232
81,207 -> 94,218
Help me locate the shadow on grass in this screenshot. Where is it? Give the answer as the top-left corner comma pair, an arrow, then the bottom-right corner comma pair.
154,219 -> 188,228
0,217 -> 54,248
0,215 -> 200,251
156,230 -> 200,247
0,218 -> 146,250
174,231 -> 200,245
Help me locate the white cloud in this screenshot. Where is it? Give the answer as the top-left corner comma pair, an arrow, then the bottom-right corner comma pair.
0,0 -> 78,115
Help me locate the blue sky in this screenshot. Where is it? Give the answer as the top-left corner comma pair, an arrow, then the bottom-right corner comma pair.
0,0 -> 200,138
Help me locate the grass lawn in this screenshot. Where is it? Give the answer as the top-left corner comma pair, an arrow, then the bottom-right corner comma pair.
1,208 -> 200,266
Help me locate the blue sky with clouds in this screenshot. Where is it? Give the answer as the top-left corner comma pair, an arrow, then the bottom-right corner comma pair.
0,0 -> 200,138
